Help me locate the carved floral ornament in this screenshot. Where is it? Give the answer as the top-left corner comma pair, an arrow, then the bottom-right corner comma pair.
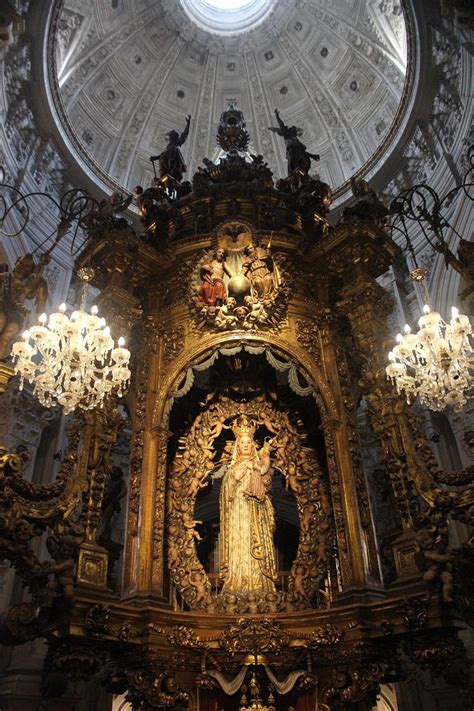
163,618 -> 352,654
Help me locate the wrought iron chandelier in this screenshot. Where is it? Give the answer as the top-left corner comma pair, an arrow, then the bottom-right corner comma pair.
386,268 -> 472,411
384,148 -> 474,412
11,301 -> 131,414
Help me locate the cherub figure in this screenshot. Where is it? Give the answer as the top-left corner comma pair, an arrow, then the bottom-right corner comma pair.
150,115 -> 191,182
45,532 -> 78,604
215,297 -> 238,329
244,297 -> 269,327
266,592 -> 280,613
99,191 -> 133,217
415,528 -> 454,604
222,592 -> 239,614
291,563 -> 310,600
300,504 -> 317,533
187,470 -> 209,497
183,513 -> 203,555
268,108 -> 319,175
189,570 -> 209,607
247,592 -> 258,614
208,415 -> 231,439
168,537 -> 180,569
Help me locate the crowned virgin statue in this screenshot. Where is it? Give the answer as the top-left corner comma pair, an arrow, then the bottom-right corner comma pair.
219,415 -> 277,593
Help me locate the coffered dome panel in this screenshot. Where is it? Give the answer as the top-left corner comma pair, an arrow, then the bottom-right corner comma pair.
50,0 -> 409,192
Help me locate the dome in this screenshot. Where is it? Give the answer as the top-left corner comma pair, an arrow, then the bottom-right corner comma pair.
50,0 -> 408,193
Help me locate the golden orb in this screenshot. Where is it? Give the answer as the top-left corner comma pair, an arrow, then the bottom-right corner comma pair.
227,273 -> 251,301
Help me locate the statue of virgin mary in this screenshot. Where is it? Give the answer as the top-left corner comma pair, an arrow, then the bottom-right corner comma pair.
219,415 -> 277,593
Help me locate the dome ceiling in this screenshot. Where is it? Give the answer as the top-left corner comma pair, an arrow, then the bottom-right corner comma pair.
53,0 -> 408,193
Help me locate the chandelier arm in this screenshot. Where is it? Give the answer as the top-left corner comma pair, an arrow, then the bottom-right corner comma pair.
438,180 -> 474,213
7,189 -> 62,214
388,150 -> 474,259
417,219 -> 439,251
0,183 -> 35,236
60,188 -> 100,221
0,182 -> 102,255
401,185 -> 440,224
30,226 -> 65,256
436,218 -> 466,245
70,221 -> 86,256
399,215 -> 420,268
389,218 -> 412,247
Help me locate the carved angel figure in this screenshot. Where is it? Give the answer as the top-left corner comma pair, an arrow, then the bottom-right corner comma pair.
268,108 -> 319,175
0,252 -> 49,358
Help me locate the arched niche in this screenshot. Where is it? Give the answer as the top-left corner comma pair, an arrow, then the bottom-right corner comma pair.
164,344 -> 336,614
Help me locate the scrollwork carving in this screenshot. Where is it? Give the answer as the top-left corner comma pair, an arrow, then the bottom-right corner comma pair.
167,625 -> 203,650
219,618 -> 289,655
295,318 -> 322,364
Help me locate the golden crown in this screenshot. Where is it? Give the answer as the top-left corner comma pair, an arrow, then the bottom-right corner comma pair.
231,414 -> 256,438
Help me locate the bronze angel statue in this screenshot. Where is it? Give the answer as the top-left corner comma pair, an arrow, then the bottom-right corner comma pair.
268,108 -> 319,175
150,115 -> 191,182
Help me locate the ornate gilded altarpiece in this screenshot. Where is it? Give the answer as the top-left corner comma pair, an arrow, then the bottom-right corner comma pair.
1,108 -> 474,710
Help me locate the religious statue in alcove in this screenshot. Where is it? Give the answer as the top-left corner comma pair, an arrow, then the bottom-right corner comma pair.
167,394 -> 332,614
268,108 -> 320,175
219,415 -> 278,593
150,114 -> 191,182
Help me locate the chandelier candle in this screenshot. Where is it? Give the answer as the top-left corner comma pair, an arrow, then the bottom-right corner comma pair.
11,303 -> 131,414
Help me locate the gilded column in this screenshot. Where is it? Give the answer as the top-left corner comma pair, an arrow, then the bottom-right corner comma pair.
316,310 -> 382,590
337,275 -> 419,579
76,404 -> 124,588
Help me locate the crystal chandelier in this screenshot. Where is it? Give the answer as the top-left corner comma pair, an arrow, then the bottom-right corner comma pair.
11,302 -> 131,414
386,271 -> 472,411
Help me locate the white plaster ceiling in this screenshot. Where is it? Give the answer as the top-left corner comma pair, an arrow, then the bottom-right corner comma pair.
54,0 -> 407,192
